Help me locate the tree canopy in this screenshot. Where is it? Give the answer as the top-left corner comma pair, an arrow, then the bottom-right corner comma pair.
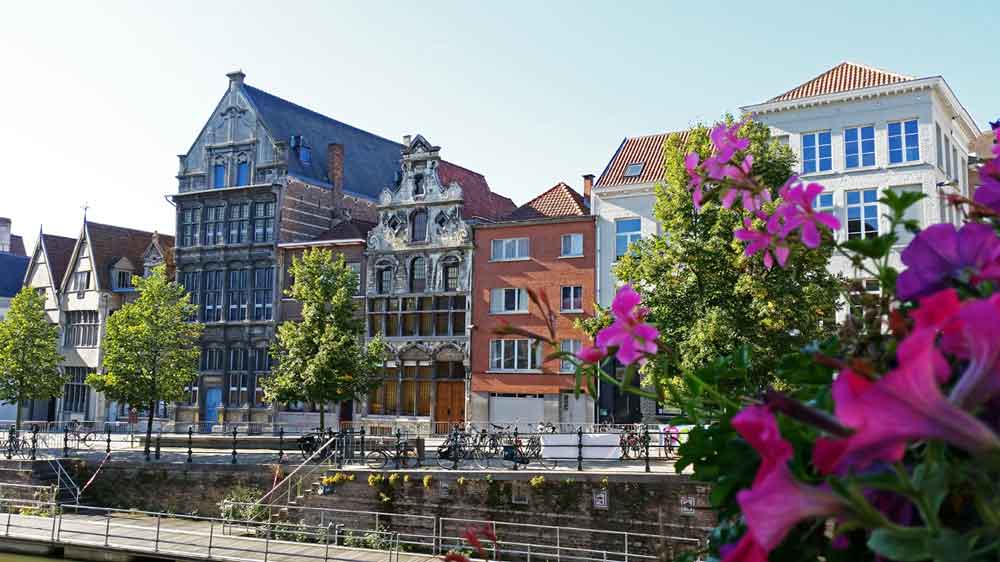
0,287 -> 65,426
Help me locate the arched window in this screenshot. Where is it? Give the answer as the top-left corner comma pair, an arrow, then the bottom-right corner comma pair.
213,158 -> 227,188
410,257 -> 426,293
376,263 -> 393,294
441,256 -> 459,291
411,209 -> 427,242
413,173 -> 425,196
236,154 -> 250,186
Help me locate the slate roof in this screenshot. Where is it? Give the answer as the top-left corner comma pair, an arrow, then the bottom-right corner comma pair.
311,219 -> 376,242
242,84 -> 403,200
0,254 -> 29,299
768,61 -> 915,103
84,222 -> 174,290
504,183 -> 589,221
7,235 -> 25,256
596,131 -> 690,188
41,233 -> 77,289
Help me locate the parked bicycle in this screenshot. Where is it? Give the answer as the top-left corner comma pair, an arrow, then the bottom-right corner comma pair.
297,428 -> 335,460
365,436 -> 420,469
500,433 -> 556,470
619,425 -> 648,460
66,420 -> 96,449
1,427 -> 31,459
437,429 -> 485,469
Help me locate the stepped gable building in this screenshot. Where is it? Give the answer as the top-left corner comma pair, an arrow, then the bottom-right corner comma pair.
22,220 -> 172,423
361,135 -> 514,428
470,179 -> 596,429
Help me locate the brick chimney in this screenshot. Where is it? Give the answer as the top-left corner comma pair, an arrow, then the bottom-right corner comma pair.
227,70 -> 245,92
328,143 -> 345,209
0,217 -> 10,253
582,174 -> 594,200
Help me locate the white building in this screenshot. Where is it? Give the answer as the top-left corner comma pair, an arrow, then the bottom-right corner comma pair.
741,61 -> 980,283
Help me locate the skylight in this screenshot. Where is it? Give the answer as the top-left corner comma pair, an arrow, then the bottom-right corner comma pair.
624,162 -> 644,177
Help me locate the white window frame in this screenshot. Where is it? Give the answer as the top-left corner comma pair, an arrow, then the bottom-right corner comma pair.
490,238 -> 529,261
560,339 -> 581,373
560,286 -> 583,312
846,188 -> 880,240
614,218 -> 642,260
490,288 -> 528,314
801,130 -> 832,174
560,233 -> 584,257
70,271 -> 89,292
844,125 -> 875,169
888,119 -> 919,164
114,270 -> 133,290
489,338 -> 541,372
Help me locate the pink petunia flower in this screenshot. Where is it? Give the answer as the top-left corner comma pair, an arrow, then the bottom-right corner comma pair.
774,179 -> 841,248
734,216 -> 790,269
939,296 -> 1000,409
972,129 -> 1000,212
576,345 -> 605,364
594,285 -> 659,365
731,405 -> 793,484
813,348 -> 1000,475
685,152 -> 705,210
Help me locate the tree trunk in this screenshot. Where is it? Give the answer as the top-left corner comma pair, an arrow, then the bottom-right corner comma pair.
319,402 -> 325,432
145,400 -> 155,457
15,399 -> 23,431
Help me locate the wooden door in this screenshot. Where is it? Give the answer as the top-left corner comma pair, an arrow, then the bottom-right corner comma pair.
435,381 -> 465,424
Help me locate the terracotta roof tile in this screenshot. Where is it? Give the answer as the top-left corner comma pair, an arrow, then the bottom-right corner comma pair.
504,183 -> 589,221
41,233 -> 77,288
769,61 -> 914,103
595,130 -> 690,188
438,161 -> 516,221
85,222 -> 174,290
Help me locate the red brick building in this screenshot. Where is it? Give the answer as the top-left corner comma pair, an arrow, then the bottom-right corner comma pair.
469,179 -> 596,427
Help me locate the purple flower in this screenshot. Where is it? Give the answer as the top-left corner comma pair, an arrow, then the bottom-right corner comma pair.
775,179 -> 841,248
972,130 -> 1000,212
896,223 -> 1000,301
685,152 -> 704,210
734,216 -> 790,269
710,121 -> 750,162
594,285 -> 658,365
719,155 -> 770,211
940,296 -> 1000,409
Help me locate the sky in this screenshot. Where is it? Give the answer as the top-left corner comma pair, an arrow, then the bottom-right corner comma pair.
2,0 -> 996,252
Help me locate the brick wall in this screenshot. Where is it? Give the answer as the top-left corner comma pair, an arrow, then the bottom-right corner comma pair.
279,179 -> 336,243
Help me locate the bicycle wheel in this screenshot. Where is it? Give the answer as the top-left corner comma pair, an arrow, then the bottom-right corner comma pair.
366,450 -> 388,470
81,432 -> 95,448
401,448 -> 420,469
437,444 -> 457,469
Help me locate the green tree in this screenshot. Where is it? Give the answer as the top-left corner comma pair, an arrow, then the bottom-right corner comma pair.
614,119 -> 841,399
87,265 -> 202,455
0,287 -> 65,427
264,248 -> 386,430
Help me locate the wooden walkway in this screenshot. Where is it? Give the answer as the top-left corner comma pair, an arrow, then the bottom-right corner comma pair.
0,510 -> 439,562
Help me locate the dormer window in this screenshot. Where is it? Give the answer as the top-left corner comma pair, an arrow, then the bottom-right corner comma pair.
236,154 -> 250,186
624,162 -> 644,177
213,158 -> 227,188
115,270 -> 134,290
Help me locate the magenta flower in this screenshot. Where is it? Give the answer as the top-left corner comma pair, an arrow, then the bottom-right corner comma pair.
939,296 -> 1000,409
738,464 -> 846,551
813,348 -> 1000,475
710,121 -> 750,162
910,288 -> 961,334
731,405 -> 793,484
594,285 -> 659,365
719,155 -> 771,211
685,152 -> 705,210
720,533 -> 769,562
734,216 -> 790,269
775,180 -> 841,248
972,129 -> 1000,212
575,345 -> 605,365
896,223 -> 1000,301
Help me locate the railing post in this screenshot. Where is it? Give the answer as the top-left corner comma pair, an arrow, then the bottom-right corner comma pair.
31,427 -> 38,461
208,520 -> 214,557
643,427 -> 650,473
337,430 -> 344,469
512,427 -> 519,471
264,524 -> 271,562
577,427 -> 583,471
231,427 -> 238,464
278,427 -> 285,464
187,426 -> 193,463
5,502 -> 11,536
325,523 -> 332,561
63,426 -> 69,458
359,427 -> 365,458
556,527 -> 561,562
624,531 -> 629,562
104,512 -> 111,546
155,514 -> 161,552
155,433 -> 162,460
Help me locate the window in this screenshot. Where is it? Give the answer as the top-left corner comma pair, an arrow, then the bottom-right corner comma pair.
396,364 -> 433,416
560,339 -> 581,372
64,311 -> 98,347
490,288 -> 528,313
413,173 -> 425,196
62,367 -> 90,414
845,126 -> 875,168
376,264 -> 393,294
951,147 -> 958,181
114,270 -> 133,290
181,208 -> 201,247
252,201 -> 275,242
814,192 -> 834,214
560,234 -> 583,257
368,295 -> 465,338
253,267 -> 273,320
960,157 -> 968,196
228,269 -> 247,321
489,339 -> 540,371
252,347 -> 271,372
943,136 -> 952,178
184,377 -> 199,406
228,202 -> 249,244
615,218 -> 641,259
802,131 -> 832,173
624,162 -> 643,177
204,205 -> 226,246
299,146 -> 311,163
70,271 -> 89,292
847,189 -> 879,240
410,209 -> 428,242
936,123 -> 944,170
442,258 -> 460,291
213,161 -> 226,188
236,155 -> 250,186
348,263 -> 362,295
561,286 -> 583,312
201,347 -> 224,371
181,271 -> 200,319
888,119 -> 919,164
410,258 -> 426,293
490,238 -> 529,261
229,347 -> 247,371
892,185 -> 923,246
229,373 -> 249,407
203,270 -> 223,322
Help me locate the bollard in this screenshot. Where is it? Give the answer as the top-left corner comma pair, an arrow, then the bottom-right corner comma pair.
6,427 -> 14,460
577,427 -> 583,472
187,426 -> 193,463
359,427 -> 365,458
144,426 -> 151,462
63,426 -> 70,458
277,427 -> 284,464
643,427 -> 650,473
512,427 -> 519,471
231,427 -> 238,464
106,427 -> 112,454
155,434 -> 161,460
30,427 -> 38,461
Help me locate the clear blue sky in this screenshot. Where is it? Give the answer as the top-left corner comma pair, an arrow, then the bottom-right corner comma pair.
3,0 -> 995,250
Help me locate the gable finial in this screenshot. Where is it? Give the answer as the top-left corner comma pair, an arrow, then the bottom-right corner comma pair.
81,201 -> 90,223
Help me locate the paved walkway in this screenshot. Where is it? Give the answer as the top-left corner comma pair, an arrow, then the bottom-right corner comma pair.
2,510 -> 436,562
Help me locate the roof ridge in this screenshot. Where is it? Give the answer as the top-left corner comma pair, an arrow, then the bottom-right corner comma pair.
840,60 -> 914,81
769,61 -> 916,103
85,221 -> 161,238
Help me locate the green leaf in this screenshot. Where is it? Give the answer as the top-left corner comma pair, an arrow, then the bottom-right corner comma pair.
867,529 -> 929,562
925,529 -> 970,562
881,190 -> 927,220
841,236 -> 895,260
913,463 -> 948,517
